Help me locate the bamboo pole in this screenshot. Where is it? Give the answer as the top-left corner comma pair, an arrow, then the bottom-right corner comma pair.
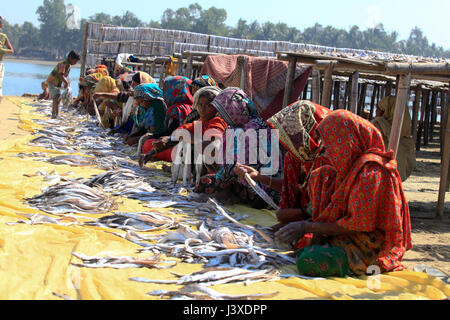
311,69 -> 321,104
80,23 -> 90,78
282,56 -> 297,108
349,71 -> 359,114
369,84 -> 379,121
412,85 -> 422,144
358,83 -> 368,116
344,80 -> 350,110
436,83 -> 450,218
416,90 -> 429,151
441,90 -> 448,154
321,62 -> 335,108
424,91 -> 432,146
388,73 -> 411,158
186,52 -> 193,78
333,81 -> 341,110
429,90 -> 438,142
302,79 -> 309,100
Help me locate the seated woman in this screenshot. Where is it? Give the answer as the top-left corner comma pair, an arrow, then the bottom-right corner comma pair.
371,96 -> 416,181
184,75 -> 219,125
234,100 -> 331,234
137,76 -> 194,156
78,71 -> 105,115
37,81 -> 50,100
275,110 -> 412,278
94,72 -> 155,135
93,76 -> 122,129
140,86 -> 225,166
196,87 -> 281,209
124,83 -> 167,146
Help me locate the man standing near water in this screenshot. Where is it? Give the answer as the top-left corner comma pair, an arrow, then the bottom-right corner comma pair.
0,16 -> 15,101
47,50 -> 80,119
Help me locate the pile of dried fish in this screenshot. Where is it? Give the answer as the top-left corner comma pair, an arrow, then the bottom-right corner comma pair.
26,181 -> 115,215
71,252 -> 177,269
84,211 -> 176,232
131,267 -> 280,287
148,284 -> 279,300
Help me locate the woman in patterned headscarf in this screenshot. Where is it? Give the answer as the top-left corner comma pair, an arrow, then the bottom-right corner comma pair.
94,76 -> 122,129
234,100 -> 331,236
275,110 -> 412,278
123,83 -> 167,146
195,87 -> 281,209
184,75 -> 219,125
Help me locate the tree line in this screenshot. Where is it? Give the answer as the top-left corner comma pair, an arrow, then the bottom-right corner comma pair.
2,0 -> 449,60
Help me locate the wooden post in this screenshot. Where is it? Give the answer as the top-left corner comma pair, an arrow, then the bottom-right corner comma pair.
349,71 -> 359,114
441,90 -> 448,154
417,90 -> 429,151
333,81 -> 341,110
388,73 -> 411,158
207,36 -> 211,52
186,52 -> 193,78
150,62 -> 156,78
424,91 -> 431,146
80,22 -> 89,78
321,62 -> 335,108
412,85 -> 422,144
282,56 -> 297,108
302,79 -> 309,100
429,90 -> 438,142
385,81 -> 393,97
344,80 -> 350,111
436,83 -> 450,218
369,84 -> 379,121
311,69 -> 321,104
358,82 -> 368,116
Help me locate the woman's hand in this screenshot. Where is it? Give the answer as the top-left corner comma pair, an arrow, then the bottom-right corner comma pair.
153,136 -> 170,150
276,209 -> 305,224
275,221 -> 310,246
233,163 -> 260,181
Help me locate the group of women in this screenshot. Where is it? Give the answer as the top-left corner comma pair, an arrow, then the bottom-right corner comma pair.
75,67 -> 412,279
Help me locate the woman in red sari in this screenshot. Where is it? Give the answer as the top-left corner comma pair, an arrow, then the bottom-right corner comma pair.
275,110 -> 412,277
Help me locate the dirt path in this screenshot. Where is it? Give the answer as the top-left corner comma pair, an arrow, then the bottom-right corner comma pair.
402,139 -> 450,275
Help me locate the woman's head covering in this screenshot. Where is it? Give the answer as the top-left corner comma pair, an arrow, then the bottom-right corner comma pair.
132,71 -> 155,86
163,76 -> 193,107
86,68 -> 96,76
377,96 -> 412,138
190,75 -> 218,90
192,86 -> 223,109
80,72 -> 104,88
94,76 -> 120,94
317,110 -> 386,184
267,100 -> 331,162
211,87 -> 260,128
134,83 -> 164,102
95,65 -> 109,77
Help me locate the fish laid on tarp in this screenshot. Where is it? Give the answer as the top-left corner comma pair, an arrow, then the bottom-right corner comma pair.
71,252 -> 177,269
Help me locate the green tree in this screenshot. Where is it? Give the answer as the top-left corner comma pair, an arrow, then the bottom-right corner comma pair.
36,0 -> 68,58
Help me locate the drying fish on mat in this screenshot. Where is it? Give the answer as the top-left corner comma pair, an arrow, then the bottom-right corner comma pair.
148,284 -> 279,300
17,152 -> 48,159
130,267 -> 280,287
84,211 -> 177,232
52,292 -> 75,300
26,181 -> 115,215
208,198 -> 273,244
71,252 -> 177,269
46,155 -> 95,167
244,173 -> 280,211
5,213 -> 82,226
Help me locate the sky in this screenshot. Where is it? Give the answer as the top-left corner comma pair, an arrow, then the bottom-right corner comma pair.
2,0 -> 449,49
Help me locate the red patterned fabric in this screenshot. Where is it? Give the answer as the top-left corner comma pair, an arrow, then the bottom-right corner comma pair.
201,55 -> 312,120
308,110 -> 412,272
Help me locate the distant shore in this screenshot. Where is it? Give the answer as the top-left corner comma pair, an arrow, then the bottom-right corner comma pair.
3,56 -> 81,68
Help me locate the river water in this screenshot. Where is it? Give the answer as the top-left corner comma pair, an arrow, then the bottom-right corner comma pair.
2,60 -> 80,97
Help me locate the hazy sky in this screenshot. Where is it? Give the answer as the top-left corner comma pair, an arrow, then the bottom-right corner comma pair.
2,0 -> 449,49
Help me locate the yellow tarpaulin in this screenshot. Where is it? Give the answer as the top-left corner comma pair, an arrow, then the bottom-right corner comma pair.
0,97 -> 448,300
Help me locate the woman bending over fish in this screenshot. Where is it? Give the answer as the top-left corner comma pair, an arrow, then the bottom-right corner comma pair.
275,110 -> 412,278
234,100 -> 331,240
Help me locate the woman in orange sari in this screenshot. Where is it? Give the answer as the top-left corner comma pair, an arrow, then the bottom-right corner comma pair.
275,110 -> 412,277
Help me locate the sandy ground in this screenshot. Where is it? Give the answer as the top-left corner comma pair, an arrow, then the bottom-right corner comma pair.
0,96 -> 449,275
